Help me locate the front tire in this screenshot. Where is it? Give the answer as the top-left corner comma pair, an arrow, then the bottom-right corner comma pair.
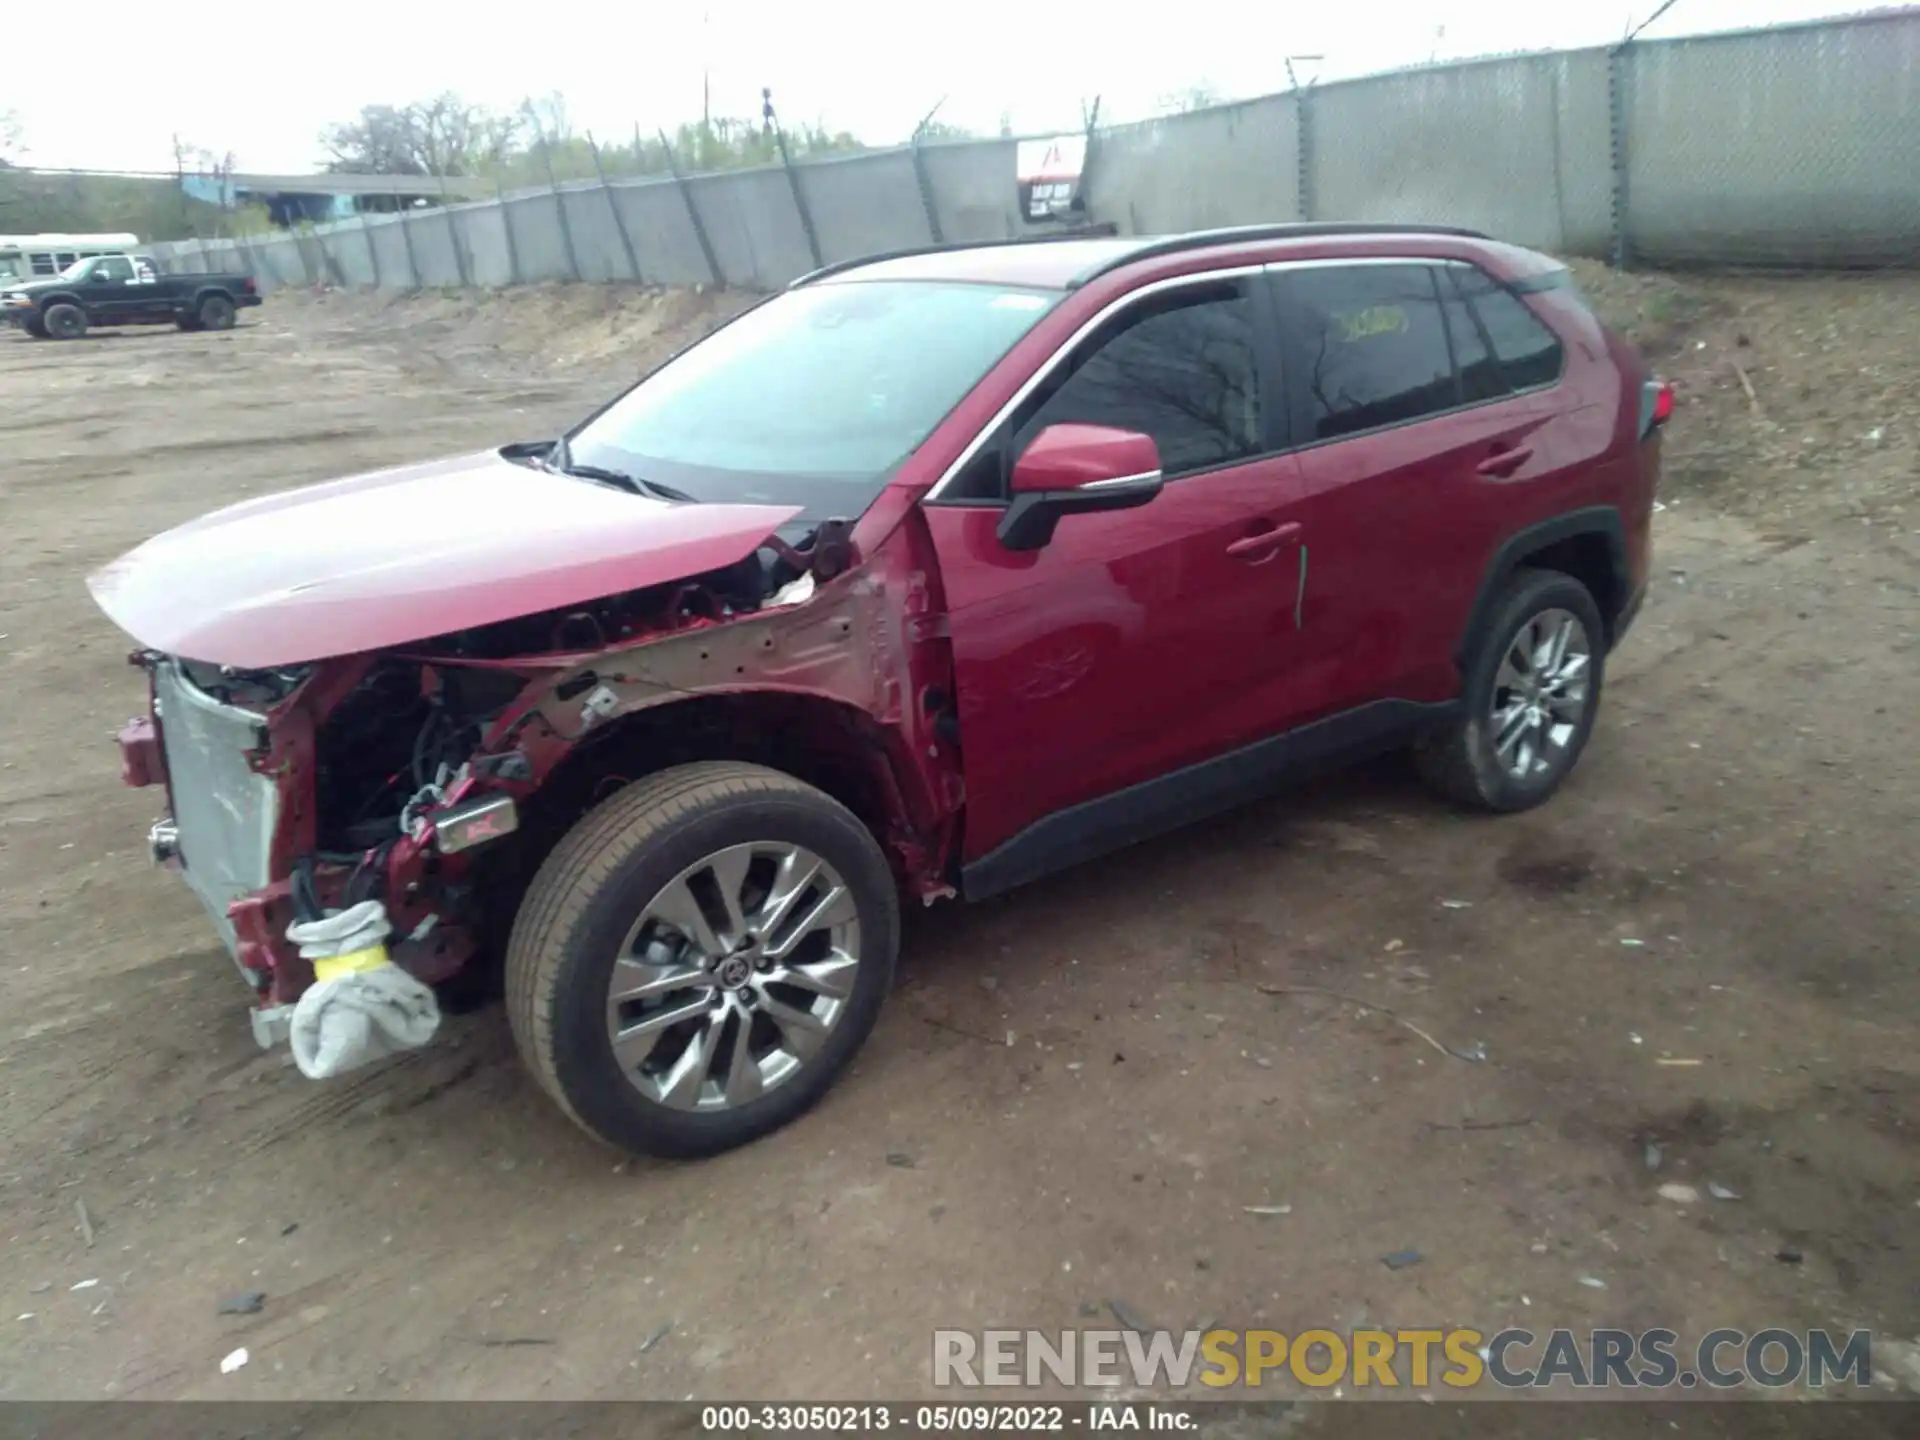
1416,568 -> 1606,812
505,761 -> 899,1159
23,317 -> 49,339
42,303 -> 86,340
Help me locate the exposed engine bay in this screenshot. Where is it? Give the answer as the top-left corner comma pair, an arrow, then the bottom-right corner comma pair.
308,539 -> 845,854
410,546 -> 803,661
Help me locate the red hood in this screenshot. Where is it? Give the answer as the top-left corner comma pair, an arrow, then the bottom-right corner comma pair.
87,449 -> 801,668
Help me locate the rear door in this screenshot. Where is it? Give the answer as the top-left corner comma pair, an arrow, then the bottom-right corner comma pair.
1265,259 -> 1567,712
923,273 -> 1313,868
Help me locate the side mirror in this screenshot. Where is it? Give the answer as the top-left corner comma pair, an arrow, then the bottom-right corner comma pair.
998,423 -> 1163,552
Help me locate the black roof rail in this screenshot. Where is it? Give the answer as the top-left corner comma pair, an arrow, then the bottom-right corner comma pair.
787,223 -> 1125,289
1065,222 -> 1492,287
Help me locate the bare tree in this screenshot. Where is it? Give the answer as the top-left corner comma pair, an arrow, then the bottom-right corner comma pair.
521,91 -> 572,146
323,104 -> 427,175
322,94 -> 523,176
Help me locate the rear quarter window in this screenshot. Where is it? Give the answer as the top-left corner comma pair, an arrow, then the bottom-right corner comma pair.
1451,264 -> 1565,390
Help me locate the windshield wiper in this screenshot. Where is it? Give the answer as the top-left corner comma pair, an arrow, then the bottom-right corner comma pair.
566,463 -> 696,503
545,438 -> 695,504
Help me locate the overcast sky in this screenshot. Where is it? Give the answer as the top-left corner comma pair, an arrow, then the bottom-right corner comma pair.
6,0 -> 1874,174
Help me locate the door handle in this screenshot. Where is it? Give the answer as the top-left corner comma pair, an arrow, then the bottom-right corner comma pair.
1225,521 -> 1304,559
1476,444 -> 1534,477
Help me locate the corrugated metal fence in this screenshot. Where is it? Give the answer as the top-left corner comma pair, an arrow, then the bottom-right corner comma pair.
154,9 -> 1920,290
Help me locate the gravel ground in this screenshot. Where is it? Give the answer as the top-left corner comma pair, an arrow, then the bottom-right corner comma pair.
0,275 -> 1914,1426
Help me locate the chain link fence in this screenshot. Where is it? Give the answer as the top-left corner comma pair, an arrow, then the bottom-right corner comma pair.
1620,14 -> 1920,266
154,8 -> 1920,289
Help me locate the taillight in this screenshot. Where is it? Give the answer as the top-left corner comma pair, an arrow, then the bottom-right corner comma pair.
242,276 -> 257,294
1639,379 -> 1673,437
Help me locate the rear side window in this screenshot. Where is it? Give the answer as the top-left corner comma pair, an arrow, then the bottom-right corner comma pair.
1279,264 -> 1456,442
1450,265 -> 1564,391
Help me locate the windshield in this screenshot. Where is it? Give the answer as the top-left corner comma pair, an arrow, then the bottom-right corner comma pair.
564,280 -> 1060,520
57,257 -> 95,280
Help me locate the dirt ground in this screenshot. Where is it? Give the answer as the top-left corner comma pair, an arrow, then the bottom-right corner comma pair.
0,270 -> 1915,1427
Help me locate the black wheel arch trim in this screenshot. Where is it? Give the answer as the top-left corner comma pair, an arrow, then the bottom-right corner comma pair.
1454,505 -> 1631,667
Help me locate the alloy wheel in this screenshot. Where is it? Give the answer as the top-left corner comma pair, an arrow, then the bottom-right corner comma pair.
605,842 -> 862,1112
1489,607 -> 1592,780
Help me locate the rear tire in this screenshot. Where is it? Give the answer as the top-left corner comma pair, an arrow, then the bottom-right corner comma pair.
42,303 -> 86,340
1416,567 -> 1606,812
197,293 -> 236,331
505,761 -> 899,1159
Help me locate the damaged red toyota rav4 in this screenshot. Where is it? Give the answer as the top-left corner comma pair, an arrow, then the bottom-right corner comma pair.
92,225 -> 1669,1158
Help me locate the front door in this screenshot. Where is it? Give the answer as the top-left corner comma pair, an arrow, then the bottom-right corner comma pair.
85,255 -> 140,322
922,275 -> 1312,876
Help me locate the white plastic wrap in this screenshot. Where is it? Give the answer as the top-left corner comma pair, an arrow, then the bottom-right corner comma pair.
285,900 -> 441,1079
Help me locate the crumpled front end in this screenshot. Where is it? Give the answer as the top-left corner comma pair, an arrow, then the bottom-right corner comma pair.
120,652 -> 493,1048
108,486 -> 967,1058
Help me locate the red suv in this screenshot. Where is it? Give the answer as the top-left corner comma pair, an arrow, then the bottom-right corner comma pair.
91,224 -> 1669,1158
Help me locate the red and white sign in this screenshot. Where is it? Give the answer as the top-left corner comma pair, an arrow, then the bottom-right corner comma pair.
1016,135 -> 1088,221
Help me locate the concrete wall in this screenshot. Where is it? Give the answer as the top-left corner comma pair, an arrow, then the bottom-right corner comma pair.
152,10 -> 1920,289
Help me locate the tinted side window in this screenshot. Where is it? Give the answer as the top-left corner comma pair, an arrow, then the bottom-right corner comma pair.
1452,265 -> 1563,390
1283,265 -> 1456,441
1440,278 -> 1509,404
1017,285 -> 1262,478
95,257 -> 134,282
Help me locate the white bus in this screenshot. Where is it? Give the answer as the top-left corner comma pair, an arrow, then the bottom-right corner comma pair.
0,233 -> 141,284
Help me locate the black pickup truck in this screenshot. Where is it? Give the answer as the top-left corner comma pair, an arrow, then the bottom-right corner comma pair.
1,253 -> 261,339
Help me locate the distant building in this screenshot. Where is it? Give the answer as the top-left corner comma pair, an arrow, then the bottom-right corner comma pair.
179,171 -> 491,227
